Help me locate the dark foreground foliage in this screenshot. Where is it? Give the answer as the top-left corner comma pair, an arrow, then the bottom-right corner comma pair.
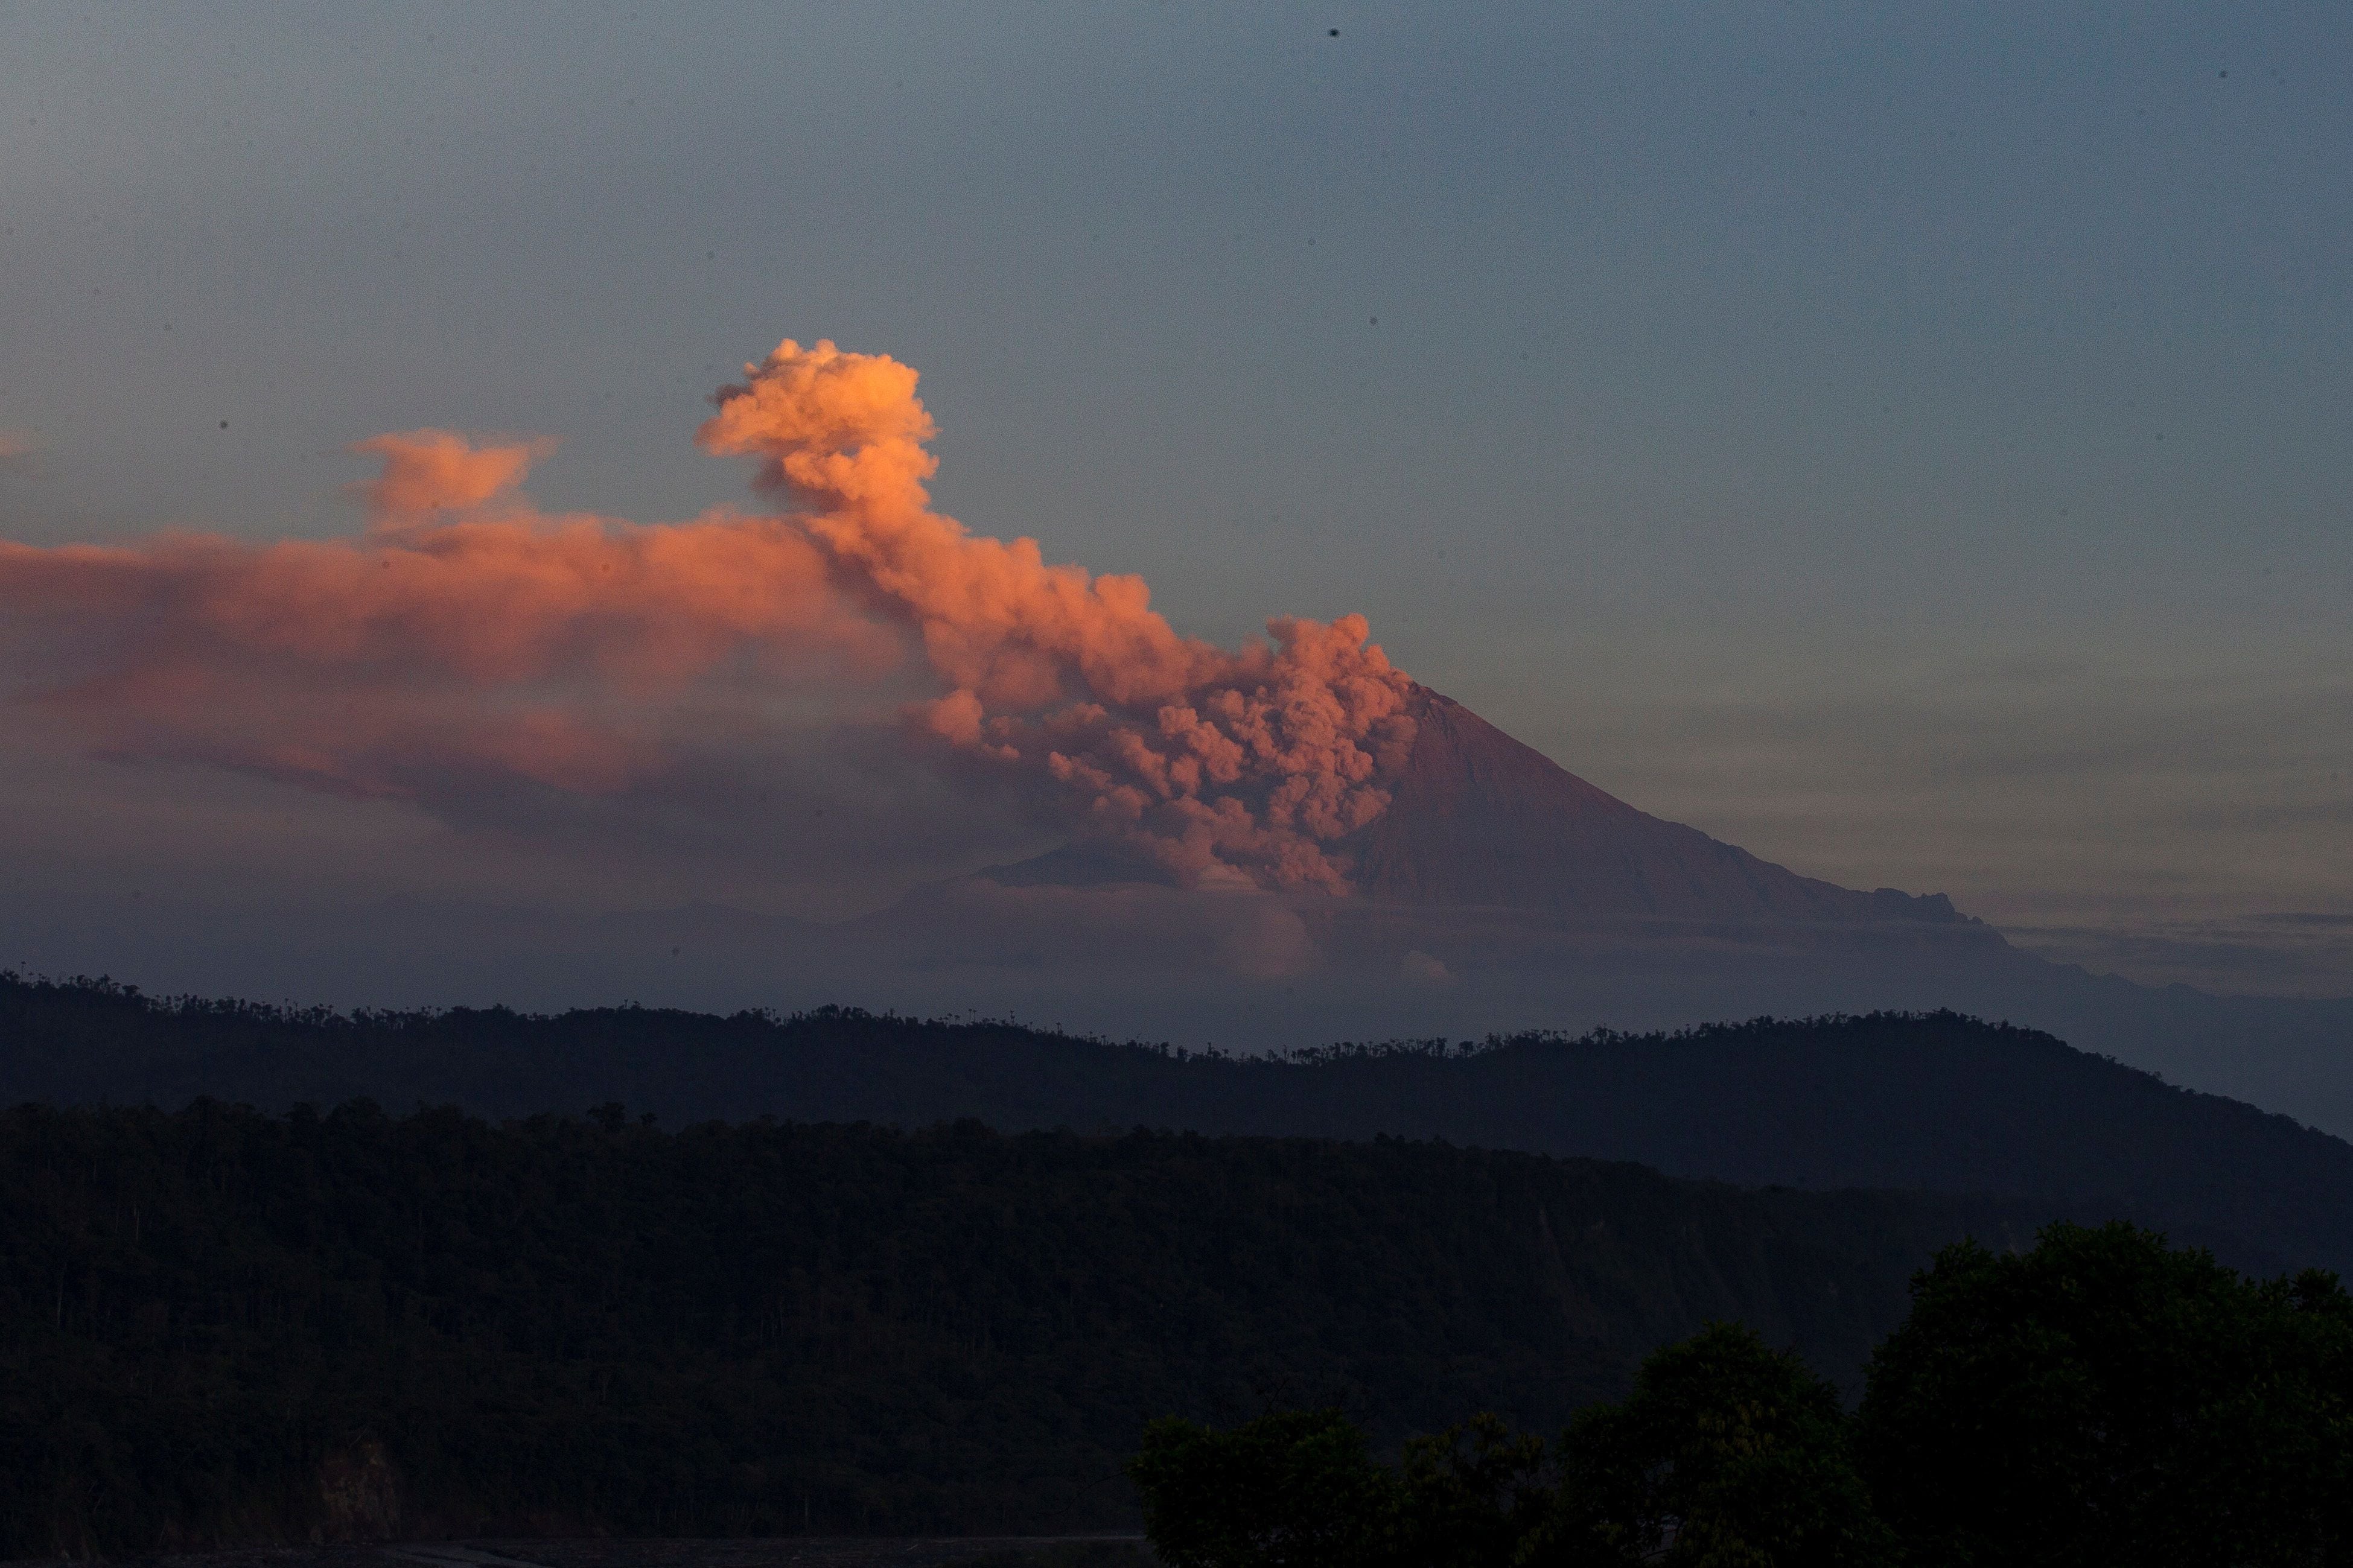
0,1100 -> 2033,1557
1133,1328 -> 1890,1568
1133,1226 -> 2353,1567
7,974 -> 2349,1276
1861,1224 -> 2353,1566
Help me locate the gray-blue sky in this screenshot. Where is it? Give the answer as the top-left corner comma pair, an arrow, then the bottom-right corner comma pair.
1,2 -> 2346,993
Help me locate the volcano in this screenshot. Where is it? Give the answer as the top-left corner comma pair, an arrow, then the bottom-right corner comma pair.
1343,686 -> 1961,922
991,685 -> 1964,924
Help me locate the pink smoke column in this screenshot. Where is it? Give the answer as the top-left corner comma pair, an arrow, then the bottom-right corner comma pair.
699,339 -> 1416,889
0,338 -> 1415,889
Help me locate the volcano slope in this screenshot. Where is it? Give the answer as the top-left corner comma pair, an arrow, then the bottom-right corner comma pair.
1344,687 -> 1963,924
970,683 -> 1966,923
909,683 -> 2351,1135
1,684 -> 2343,1131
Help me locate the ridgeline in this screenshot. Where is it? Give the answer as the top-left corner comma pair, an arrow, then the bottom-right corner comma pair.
4,974 -> 2348,1274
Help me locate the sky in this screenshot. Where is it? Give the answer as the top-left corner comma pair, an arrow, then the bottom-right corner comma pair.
1,2 -> 2347,997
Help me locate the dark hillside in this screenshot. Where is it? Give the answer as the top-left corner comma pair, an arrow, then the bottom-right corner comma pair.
0,1103 -> 2037,1555
4,977 -> 2345,1274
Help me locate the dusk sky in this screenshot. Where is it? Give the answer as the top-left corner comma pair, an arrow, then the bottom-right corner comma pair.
2,2 -> 2347,997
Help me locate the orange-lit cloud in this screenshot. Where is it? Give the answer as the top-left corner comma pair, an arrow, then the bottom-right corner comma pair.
699,339 -> 1416,890
0,338 -> 1414,889
351,428 -> 552,518
0,436 -> 880,801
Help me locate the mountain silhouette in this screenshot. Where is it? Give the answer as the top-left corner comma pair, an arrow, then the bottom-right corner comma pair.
1347,686 -> 1961,921
987,684 -> 1964,923
10,693 -> 2343,1137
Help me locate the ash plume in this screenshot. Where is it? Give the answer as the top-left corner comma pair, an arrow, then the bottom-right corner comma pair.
0,429 -> 878,800
0,338 -> 1415,890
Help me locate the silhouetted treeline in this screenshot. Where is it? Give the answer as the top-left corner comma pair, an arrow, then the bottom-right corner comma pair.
0,1099 -> 2045,1556
1132,1226 -> 2353,1566
4,974 -> 2346,1274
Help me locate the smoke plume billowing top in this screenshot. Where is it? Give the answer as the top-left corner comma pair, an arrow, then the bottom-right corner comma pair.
0,338 -> 1414,892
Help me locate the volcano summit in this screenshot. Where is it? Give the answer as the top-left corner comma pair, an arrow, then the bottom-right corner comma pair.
986,684 -> 1964,927
1346,687 -> 1961,923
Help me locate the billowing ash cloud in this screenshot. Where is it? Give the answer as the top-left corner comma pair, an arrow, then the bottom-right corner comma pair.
0,427 -> 882,802
0,339 -> 1415,890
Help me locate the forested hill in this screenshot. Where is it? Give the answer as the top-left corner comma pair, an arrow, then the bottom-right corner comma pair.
4,1102 -> 2039,1553
4,974 -> 2349,1273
